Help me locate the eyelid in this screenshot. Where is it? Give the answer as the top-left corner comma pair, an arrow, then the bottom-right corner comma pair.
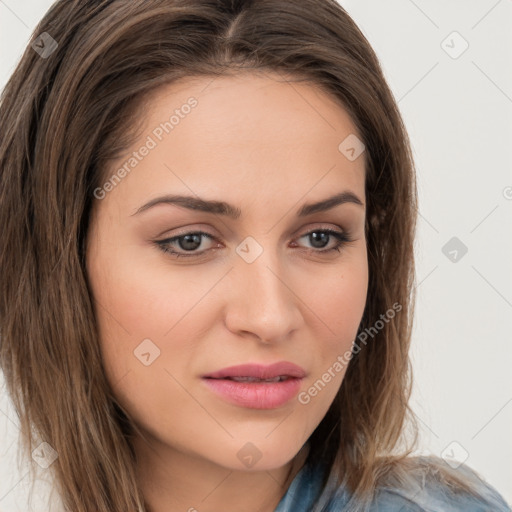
158,222 -> 347,240
154,222 -> 353,259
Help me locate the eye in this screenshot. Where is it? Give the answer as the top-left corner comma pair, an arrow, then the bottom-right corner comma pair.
154,227 -> 354,259
294,228 -> 353,254
155,231 -> 219,258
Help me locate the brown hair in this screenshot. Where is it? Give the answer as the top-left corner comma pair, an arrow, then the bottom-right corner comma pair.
0,1 -> 488,511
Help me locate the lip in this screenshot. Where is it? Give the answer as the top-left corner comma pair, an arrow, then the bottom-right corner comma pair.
202,362 -> 306,409
202,362 -> 306,380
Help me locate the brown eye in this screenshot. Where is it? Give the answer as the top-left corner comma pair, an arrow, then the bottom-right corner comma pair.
156,231 -> 218,258
295,229 -> 353,254
154,228 -> 353,259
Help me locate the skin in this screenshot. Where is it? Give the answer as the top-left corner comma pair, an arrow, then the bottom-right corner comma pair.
86,71 -> 368,512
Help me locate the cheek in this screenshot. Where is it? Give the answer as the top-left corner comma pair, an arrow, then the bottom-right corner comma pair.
89,243 -> 196,337
295,251 -> 368,407
87,241 -> 224,402
305,249 -> 368,347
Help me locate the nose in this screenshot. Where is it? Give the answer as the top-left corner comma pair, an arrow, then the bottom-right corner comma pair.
223,245 -> 304,344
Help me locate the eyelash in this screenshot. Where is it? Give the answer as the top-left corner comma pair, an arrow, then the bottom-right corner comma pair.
154,228 -> 353,259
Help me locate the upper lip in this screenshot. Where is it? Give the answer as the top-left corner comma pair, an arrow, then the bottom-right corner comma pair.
203,361 -> 306,379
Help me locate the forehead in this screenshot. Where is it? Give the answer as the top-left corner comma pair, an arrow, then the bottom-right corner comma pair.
101,71 -> 366,215
140,71 -> 361,145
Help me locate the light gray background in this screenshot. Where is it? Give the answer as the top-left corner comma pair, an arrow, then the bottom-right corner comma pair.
1,1 -> 511,510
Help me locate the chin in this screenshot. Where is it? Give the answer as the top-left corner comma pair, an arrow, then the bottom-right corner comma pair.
213,436 -> 308,473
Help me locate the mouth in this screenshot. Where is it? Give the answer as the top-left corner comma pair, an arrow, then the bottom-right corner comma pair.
201,362 -> 306,409
202,361 -> 306,380
206,375 -> 292,383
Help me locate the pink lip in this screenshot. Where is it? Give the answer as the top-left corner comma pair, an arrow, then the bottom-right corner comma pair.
202,362 -> 306,409
203,362 -> 306,380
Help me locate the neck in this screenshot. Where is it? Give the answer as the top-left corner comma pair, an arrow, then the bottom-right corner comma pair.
134,436 -> 310,512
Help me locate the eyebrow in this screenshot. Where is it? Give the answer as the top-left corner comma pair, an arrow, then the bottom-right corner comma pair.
132,191 -> 364,219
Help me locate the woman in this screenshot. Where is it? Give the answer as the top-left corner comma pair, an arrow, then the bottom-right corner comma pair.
0,1 -> 509,511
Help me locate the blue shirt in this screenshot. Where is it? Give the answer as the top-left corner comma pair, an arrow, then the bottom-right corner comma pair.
274,457 -> 511,511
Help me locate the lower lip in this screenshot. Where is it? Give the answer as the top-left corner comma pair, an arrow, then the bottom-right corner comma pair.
202,377 -> 303,409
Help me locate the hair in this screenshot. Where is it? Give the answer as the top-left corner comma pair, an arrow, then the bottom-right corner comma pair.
0,1 -> 492,511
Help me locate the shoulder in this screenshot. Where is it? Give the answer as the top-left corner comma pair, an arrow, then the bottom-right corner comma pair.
280,456 -> 510,512
368,455 -> 511,512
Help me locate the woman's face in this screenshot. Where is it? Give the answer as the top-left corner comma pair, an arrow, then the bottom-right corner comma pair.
86,71 -> 368,474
